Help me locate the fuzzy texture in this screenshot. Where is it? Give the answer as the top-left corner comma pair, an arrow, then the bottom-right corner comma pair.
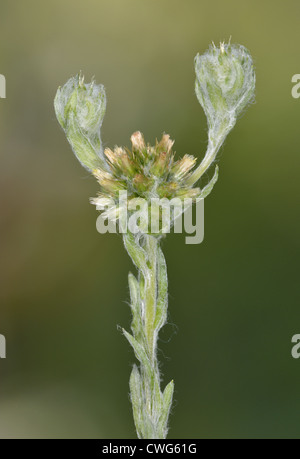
123,233 -> 173,438
54,41 -> 255,439
92,132 -> 200,202
91,132 -> 218,234
54,73 -> 107,172
187,42 -> 255,186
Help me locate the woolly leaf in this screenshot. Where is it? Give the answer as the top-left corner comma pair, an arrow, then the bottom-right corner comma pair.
154,247 -> 168,331
123,232 -> 147,274
123,329 -> 152,379
129,365 -> 144,439
158,380 -> 174,437
128,272 -> 144,341
199,165 -> 219,199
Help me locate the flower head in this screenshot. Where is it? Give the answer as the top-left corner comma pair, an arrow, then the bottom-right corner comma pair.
91,132 -> 200,205
195,41 -> 255,132
186,41 -> 255,186
54,73 -> 107,171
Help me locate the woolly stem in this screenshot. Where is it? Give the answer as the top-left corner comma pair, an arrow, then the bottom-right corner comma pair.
123,233 -> 174,439
186,120 -> 234,186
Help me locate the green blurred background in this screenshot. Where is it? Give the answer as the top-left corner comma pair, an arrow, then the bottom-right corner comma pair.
0,0 -> 299,439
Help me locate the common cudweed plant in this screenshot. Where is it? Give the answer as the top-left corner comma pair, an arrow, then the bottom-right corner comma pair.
54,41 -> 255,439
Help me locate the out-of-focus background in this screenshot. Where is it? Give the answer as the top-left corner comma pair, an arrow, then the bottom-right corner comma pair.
0,0 -> 299,439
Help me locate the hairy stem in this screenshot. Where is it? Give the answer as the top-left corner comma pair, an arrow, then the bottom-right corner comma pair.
123,232 -> 174,439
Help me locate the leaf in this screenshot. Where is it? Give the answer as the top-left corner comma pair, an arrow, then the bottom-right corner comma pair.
123,329 -> 152,379
128,272 -> 144,339
129,365 -> 144,439
153,373 -> 163,420
158,380 -> 174,437
126,334 -> 162,438
198,165 -> 219,199
139,272 -> 145,302
128,272 -> 139,308
154,247 -> 168,331
123,232 -> 147,274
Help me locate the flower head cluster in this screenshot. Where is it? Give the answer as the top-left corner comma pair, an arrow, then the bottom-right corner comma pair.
54,41 -> 255,230
92,131 -> 200,207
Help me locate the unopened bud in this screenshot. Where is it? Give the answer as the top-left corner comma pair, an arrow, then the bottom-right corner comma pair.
187,42 -> 256,186
195,42 -> 255,132
54,73 -> 107,171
